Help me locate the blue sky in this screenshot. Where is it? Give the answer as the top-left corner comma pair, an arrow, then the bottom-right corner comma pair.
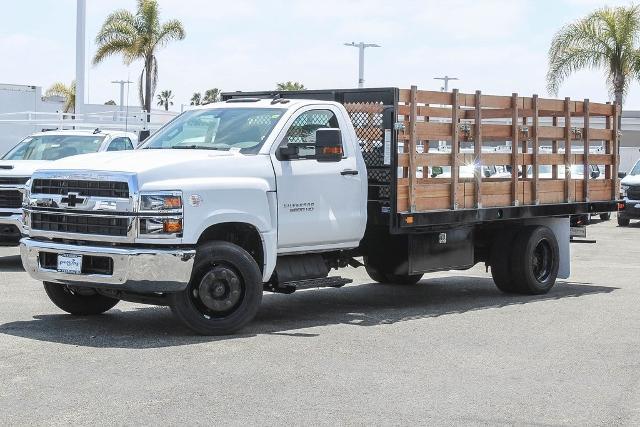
1,0 -> 637,110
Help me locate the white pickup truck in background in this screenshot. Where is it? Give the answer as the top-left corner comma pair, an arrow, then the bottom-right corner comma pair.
0,129 -> 136,246
18,88 -> 619,335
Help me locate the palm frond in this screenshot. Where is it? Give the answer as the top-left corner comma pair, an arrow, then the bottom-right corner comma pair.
154,20 -> 186,49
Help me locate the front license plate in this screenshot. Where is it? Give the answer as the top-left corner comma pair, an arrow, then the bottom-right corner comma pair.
57,254 -> 83,274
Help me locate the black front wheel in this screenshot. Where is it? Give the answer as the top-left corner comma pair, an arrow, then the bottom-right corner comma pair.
169,241 -> 262,335
618,216 -> 630,227
43,282 -> 119,315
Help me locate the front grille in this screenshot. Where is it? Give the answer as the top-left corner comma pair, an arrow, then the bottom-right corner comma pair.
31,212 -> 129,236
0,190 -> 23,208
0,177 -> 29,185
628,185 -> 640,200
32,179 -> 129,198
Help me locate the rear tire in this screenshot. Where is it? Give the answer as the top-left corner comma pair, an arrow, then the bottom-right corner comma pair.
618,216 -> 630,227
510,226 -> 559,295
364,258 -> 423,285
169,241 -> 262,335
599,212 -> 611,221
490,230 -> 518,293
43,282 -> 119,315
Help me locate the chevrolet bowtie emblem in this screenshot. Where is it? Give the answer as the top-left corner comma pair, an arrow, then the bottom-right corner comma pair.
61,193 -> 85,207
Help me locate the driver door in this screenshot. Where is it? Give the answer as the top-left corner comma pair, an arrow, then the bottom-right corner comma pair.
271,106 -> 365,250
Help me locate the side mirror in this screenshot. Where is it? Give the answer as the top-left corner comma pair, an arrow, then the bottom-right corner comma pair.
618,171 -> 627,179
484,169 -> 492,178
591,169 -> 600,179
431,166 -> 443,178
277,144 -> 298,160
315,129 -> 343,162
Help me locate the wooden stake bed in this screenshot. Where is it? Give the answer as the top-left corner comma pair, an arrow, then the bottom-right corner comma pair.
396,87 -> 619,214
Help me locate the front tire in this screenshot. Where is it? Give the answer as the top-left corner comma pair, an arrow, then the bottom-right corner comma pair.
618,216 -> 630,227
169,241 -> 262,335
43,282 -> 119,315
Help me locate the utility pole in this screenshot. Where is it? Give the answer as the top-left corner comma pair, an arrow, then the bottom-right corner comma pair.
75,0 -> 86,115
434,75 -> 459,93
111,80 -> 132,113
344,42 -> 381,88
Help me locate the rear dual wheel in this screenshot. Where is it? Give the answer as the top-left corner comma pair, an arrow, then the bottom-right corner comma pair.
490,225 -> 559,295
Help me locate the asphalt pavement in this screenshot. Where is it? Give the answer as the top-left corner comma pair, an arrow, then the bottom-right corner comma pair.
0,217 -> 638,425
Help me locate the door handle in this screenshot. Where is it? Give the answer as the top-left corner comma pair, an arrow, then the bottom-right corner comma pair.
340,169 -> 359,176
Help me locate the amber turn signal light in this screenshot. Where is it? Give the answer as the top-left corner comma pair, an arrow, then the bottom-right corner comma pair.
163,219 -> 183,234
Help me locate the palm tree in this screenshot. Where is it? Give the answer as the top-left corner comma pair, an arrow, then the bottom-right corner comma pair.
547,5 -> 640,126
202,88 -> 222,104
93,0 -> 186,115
190,92 -> 202,106
276,81 -> 306,91
45,81 -> 76,113
157,90 -> 174,111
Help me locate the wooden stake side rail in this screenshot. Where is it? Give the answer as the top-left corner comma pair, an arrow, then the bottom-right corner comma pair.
396,87 -> 619,214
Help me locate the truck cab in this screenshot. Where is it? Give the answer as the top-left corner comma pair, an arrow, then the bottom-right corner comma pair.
619,158 -> 640,226
20,99 -> 368,333
0,129 -> 137,246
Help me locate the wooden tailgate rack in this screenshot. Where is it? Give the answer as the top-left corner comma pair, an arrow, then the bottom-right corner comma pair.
396,86 -> 619,214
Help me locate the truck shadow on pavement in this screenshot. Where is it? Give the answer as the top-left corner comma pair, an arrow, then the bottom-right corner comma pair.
0,276 -> 617,349
0,254 -> 24,272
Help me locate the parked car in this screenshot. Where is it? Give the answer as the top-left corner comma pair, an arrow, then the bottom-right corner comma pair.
0,129 -> 137,246
618,158 -> 640,226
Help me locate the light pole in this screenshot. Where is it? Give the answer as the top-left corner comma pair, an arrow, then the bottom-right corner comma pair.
344,42 -> 381,88
434,75 -> 459,92
75,0 -> 86,115
111,80 -> 132,113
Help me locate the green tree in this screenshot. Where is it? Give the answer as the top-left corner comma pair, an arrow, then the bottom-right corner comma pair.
45,81 -> 76,113
190,92 -> 201,106
276,81 -> 306,91
157,89 -> 174,111
547,5 -> 640,125
202,88 -> 222,104
93,0 -> 186,114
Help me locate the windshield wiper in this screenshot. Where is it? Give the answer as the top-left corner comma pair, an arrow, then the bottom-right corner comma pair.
170,145 -> 221,150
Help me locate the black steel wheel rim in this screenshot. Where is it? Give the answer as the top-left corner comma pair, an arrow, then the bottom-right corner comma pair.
532,239 -> 552,282
191,264 -> 244,319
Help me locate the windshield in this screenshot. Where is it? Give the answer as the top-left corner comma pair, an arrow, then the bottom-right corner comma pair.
3,135 -> 106,161
141,108 -> 285,153
630,160 -> 640,176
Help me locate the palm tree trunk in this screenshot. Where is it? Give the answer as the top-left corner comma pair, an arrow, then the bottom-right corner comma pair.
144,56 -> 153,116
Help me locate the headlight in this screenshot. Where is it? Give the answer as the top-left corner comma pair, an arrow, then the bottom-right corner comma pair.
621,184 -> 629,197
138,192 -> 183,238
140,193 -> 182,211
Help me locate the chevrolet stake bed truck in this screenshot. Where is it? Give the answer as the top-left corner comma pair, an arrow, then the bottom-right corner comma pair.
0,129 -> 136,246
19,88 -> 620,335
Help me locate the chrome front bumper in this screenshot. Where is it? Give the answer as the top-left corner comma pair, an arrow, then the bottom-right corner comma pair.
0,212 -> 24,232
20,238 -> 196,293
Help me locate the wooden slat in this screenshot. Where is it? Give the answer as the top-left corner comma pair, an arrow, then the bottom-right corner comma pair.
532,95 -> 540,204
481,94 -> 512,109
590,102 -> 615,116
564,97 -> 572,202
408,86 -> 418,212
605,103 -> 612,180
613,104 -> 620,199
537,126 -> 565,140
552,116 -> 559,179
475,90 -> 483,207
414,90 -> 452,105
583,99 -> 590,202
451,89 -> 460,209
590,128 -> 614,141
511,93 -> 519,205
538,98 -> 565,112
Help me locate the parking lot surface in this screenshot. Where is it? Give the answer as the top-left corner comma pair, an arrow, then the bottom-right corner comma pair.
0,218 -> 639,425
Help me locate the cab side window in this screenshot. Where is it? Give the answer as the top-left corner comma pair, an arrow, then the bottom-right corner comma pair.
107,137 -> 134,152
282,110 -> 340,160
